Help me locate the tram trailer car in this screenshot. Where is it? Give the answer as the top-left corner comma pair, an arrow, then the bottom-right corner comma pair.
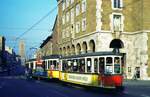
59,52 -> 125,89
25,55 -> 60,79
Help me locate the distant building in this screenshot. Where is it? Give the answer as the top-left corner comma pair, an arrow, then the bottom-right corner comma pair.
0,36 -> 5,67
19,40 -> 25,66
19,40 -> 25,58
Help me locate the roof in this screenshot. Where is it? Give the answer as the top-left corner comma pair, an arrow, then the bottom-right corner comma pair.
61,51 -> 125,59
26,54 -> 61,62
52,15 -> 58,31
42,54 -> 61,60
40,35 -> 52,48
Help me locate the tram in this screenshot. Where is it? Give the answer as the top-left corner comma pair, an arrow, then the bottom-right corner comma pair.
59,52 -> 124,89
25,52 -> 125,89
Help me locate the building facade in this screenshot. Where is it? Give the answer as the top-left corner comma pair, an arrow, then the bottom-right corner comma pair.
56,0 -> 150,80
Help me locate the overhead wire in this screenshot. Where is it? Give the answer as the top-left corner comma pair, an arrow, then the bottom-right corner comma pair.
15,0 -> 63,40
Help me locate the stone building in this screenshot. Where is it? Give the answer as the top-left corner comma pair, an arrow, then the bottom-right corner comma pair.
40,35 -> 53,57
39,16 -> 60,56
56,0 -> 150,80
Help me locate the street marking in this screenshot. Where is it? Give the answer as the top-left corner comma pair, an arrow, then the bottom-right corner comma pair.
141,94 -> 150,97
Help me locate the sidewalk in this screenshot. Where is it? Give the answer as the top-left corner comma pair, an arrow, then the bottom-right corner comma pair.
123,79 -> 150,86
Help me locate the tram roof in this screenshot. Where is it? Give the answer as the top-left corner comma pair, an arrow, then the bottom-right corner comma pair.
26,55 -> 60,62
26,58 -> 36,62
61,52 -> 124,59
42,54 -> 61,60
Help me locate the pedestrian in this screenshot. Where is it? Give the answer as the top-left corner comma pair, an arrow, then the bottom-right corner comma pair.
25,67 -> 29,79
133,69 -> 137,80
28,68 -> 33,79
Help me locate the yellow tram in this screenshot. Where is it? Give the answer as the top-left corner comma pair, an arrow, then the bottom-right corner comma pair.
59,52 -> 125,89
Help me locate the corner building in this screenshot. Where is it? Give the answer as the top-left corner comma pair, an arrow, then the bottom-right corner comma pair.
57,0 -> 150,80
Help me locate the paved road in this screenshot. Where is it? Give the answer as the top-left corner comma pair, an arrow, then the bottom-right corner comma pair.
0,76 -> 150,97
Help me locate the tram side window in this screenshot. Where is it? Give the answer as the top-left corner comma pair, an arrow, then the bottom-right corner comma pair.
73,59 -> 78,72
87,58 -> 92,72
56,61 -> 59,70
50,61 -> 52,70
62,60 -> 68,71
99,58 -> 105,74
105,57 -> 113,74
94,58 -> 98,73
79,59 -> 85,73
53,60 -> 57,70
114,57 -> 121,74
48,60 -> 50,69
67,60 -> 73,72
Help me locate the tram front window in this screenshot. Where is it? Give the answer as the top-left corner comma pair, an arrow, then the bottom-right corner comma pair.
105,57 -> 113,74
114,57 -> 121,74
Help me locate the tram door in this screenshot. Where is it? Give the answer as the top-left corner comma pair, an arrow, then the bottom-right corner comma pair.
99,57 -> 105,74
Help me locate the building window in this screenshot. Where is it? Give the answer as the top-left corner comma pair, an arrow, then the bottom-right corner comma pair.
82,0 -> 86,13
112,0 -> 123,9
66,12 -> 70,22
76,4 -> 80,16
71,0 -> 74,4
71,8 -> 74,23
82,18 -> 86,31
62,15 -> 65,25
71,24 -> 74,33
113,14 -> 122,32
76,22 -> 80,33
62,0 -> 66,11
66,0 -> 70,8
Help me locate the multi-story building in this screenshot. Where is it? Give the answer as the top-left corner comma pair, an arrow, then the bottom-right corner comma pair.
39,16 -> 59,56
40,35 -> 53,56
56,0 -> 150,80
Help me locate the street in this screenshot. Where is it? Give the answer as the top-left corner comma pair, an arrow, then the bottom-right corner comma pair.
0,76 -> 150,97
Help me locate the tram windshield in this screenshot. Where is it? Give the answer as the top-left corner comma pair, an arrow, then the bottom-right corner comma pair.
105,57 -> 113,74
104,57 -> 122,75
114,57 -> 121,74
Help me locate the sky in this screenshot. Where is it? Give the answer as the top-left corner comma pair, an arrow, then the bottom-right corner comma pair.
0,0 -> 58,57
